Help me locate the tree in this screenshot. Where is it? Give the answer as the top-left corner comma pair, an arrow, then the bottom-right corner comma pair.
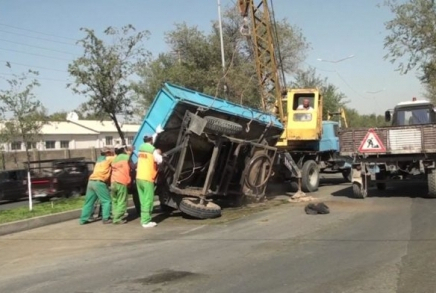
68,25 -> 150,144
48,111 -> 69,121
383,0 -> 436,101
133,7 -> 309,112
0,70 -> 47,163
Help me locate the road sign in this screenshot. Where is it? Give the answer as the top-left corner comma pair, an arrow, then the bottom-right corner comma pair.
358,129 -> 386,153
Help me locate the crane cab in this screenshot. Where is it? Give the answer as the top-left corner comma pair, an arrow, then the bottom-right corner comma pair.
276,89 -> 322,147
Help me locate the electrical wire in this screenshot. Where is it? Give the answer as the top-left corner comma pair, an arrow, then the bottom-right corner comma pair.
269,0 -> 286,86
0,72 -> 69,82
0,38 -> 79,56
0,47 -> 73,61
0,29 -> 78,46
0,60 -> 68,73
0,23 -> 78,41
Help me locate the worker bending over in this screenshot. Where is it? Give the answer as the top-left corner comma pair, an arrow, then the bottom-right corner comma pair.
136,134 -> 163,228
79,147 -> 114,225
110,145 -> 132,224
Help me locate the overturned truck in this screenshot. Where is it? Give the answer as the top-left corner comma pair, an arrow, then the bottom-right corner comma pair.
131,83 -> 284,219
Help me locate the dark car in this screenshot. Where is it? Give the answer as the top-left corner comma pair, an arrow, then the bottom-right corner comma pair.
25,158 -> 95,201
0,169 -> 27,202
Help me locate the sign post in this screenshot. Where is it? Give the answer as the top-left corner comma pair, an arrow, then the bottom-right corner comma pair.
27,163 -> 32,211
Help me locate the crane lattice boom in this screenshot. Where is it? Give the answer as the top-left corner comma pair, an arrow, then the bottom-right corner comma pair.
238,0 -> 285,122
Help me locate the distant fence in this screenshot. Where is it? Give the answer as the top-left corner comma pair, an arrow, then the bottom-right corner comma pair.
0,148 -> 100,170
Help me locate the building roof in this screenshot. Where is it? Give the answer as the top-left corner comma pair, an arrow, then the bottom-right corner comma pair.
69,120 -> 140,134
42,121 -> 100,135
0,119 -> 140,135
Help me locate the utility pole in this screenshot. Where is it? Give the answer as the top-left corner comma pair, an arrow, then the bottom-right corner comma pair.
217,0 -> 226,73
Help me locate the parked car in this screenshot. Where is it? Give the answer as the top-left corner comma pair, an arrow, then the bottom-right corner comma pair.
0,169 -> 27,202
25,158 -> 95,201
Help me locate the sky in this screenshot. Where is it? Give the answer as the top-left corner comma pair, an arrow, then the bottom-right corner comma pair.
0,0 -> 424,116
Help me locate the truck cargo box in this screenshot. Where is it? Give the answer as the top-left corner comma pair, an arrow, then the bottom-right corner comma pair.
131,83 -> 284,163
339,125 -> 436,156
130,83 -> 284,219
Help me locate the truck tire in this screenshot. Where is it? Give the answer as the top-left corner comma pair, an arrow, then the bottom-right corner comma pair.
204,116 -> 243,136
289,179 -> 299,191
179,198 -> 222,219
376,170 -> 386,190
427,170 -> 436,198
301,160 -> 320,192
352,182 -> 367,199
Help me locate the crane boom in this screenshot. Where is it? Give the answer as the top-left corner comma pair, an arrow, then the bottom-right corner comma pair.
238,0 -> 285,123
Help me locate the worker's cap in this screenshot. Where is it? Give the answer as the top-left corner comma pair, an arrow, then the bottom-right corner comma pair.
114,144 -> 126,151
101,147 -> 112,154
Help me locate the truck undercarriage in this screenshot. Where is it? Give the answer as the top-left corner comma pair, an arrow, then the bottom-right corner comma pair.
155,111 -> 277,219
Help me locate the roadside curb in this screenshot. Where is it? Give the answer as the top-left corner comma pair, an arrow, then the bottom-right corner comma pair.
0,197 -> 160,237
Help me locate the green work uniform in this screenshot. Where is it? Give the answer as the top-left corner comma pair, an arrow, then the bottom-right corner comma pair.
136,179 -> 155,224
110,153 -> 131,224
79,180 -> 112,224
111,182 -> 129,223
136,142 -> 158,225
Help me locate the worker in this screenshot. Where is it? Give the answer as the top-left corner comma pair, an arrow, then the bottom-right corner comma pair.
79,147 -> 115,225
110,145 -> 132,224
126,145 -> 141,216
136,134 -> 163,228
297,98 -> 314,110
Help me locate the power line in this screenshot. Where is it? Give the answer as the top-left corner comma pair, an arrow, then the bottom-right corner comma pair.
0,23 -> 78,41
0,47 -> 73,62
334,71 -> 372,100
0,60 -> 68,73
304,61 -> 372,100
0,29 -> 78,46
0,72 -> 69,82
0,38 -> 79,56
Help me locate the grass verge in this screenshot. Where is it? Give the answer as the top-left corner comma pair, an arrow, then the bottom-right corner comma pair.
0,197 -> 85,225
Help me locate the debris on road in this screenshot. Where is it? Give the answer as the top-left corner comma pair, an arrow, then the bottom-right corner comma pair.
304,202 -> 330,215
288,192 -> 314,203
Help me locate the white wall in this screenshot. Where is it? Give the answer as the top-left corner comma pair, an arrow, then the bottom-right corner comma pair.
1,132 -> 138,152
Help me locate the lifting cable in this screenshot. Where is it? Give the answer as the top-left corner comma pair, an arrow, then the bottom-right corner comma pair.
269,0 -> 287,87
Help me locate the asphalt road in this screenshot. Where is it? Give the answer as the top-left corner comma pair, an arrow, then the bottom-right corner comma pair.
1,177 -> 435,293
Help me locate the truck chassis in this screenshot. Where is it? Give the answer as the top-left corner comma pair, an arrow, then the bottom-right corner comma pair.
156,111 -> 278,219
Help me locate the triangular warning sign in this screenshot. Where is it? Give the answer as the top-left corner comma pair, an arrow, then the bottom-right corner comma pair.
358,129 -> 386,153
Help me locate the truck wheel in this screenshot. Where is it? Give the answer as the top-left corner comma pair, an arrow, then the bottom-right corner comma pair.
289,179 -> 299,191
204,116 -> 243,136
179,198 -> 222,219
352,182 -> 367,199
342,169 -> 352,182
376,170 -> 387,190
427,170 -> 436,198
301,160 -> 320,192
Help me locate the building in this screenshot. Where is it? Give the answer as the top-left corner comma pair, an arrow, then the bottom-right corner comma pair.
0,119 -> 140,152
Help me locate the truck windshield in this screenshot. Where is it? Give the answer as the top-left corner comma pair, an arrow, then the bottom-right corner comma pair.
395,108 -> 430,125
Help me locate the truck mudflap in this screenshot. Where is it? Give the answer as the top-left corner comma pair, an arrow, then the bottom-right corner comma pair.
351,164 -> 367,199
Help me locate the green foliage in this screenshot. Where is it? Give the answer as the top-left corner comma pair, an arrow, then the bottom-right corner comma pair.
133,8 -> 309,113
0,70 -> 47,162
68,25 -> 150,144
344,107 -> 388,128
383,0 -> 436,102
383,0 -> 436,74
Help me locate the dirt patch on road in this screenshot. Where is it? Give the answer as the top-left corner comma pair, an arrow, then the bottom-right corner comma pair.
153,198 -> 291,225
